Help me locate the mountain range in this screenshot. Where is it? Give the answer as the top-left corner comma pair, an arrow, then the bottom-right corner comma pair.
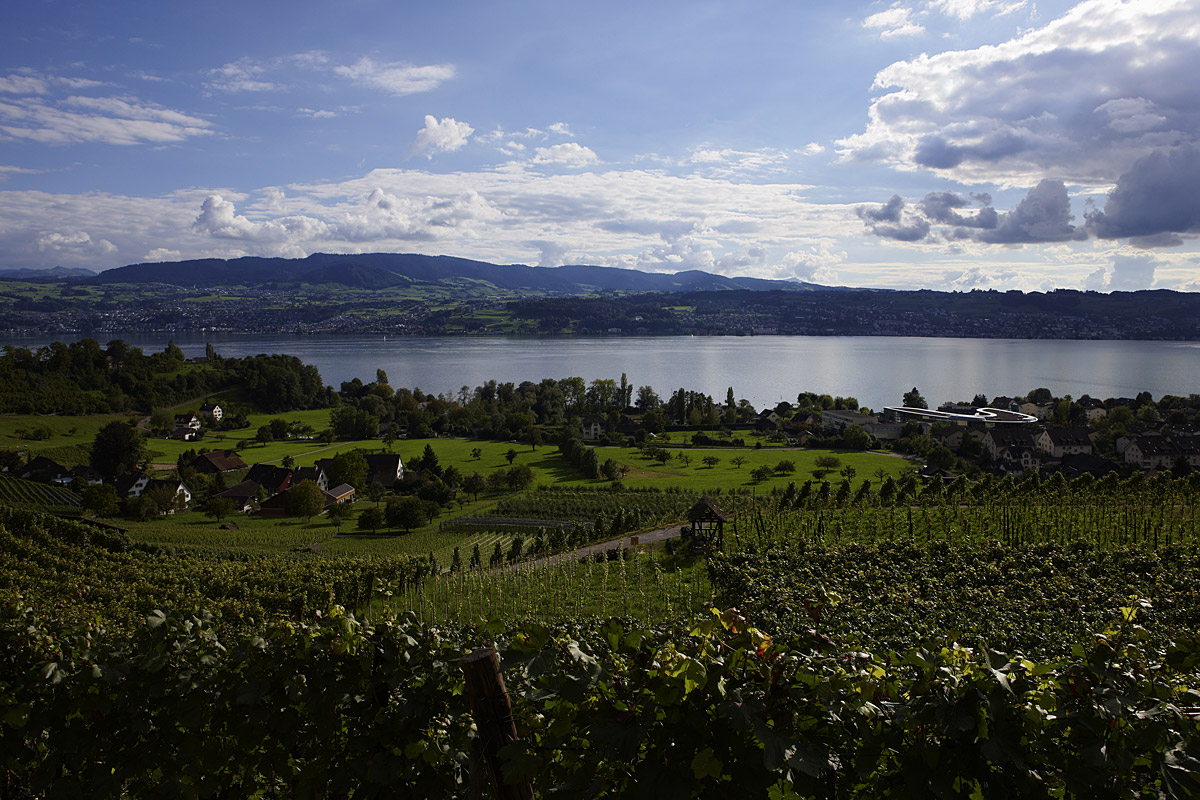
79,253 -> 841,294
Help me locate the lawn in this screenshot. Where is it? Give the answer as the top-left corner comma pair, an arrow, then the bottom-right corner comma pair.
562,445 -> 915,491
0,413 -> 135,464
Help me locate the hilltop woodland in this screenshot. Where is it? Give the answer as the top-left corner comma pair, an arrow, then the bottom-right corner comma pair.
2,342 -> 1199,798
0,339 -> 332,415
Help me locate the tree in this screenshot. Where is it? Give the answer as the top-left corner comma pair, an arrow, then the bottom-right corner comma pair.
926,445 -> 956,471
0,449 -> 21,473
288,479 -> 326,523
815,454 -> 842,470
505,464 -> 535,490
90,421 -> 145,481
124,495 -> 159,521
417,478 -> 454,507
462,472 -> 485,501
750,465 -> 773,483
326,502 -> 355,533
328,450 -> 368,491
203,496 -> 236,523
82,484 -> 120,517
471,447 -> 483,461
600,458 -> 621,481
774,459 -> 796,474
902,387 -> 928,409
702,455 -> 721,469
386,496 -> 430,532
505,448 -> 518,465
731,455 -> 747,469
841,424 -> 873,451
419,444 -> 442,478
357,507 -> 384,534
677,453 -> 692,468
145,484 -> 182,515
148,409 -> 174,438
1028,387 -> 1053,404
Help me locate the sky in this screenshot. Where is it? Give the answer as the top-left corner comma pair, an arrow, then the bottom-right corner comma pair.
2,0 -> 1199,292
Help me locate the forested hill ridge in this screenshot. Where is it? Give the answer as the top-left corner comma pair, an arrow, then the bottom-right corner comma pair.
84,252 -> 830,294
0,253 -> 1197,338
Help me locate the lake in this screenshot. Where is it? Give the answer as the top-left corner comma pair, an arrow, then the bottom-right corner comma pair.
2,333 -> 1197,412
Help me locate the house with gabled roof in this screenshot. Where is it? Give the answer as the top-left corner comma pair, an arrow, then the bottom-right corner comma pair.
191,449 -> 247,474
20,456 -> 69,483
199,401 -> 223,423
244,464 -> 292,497
581,414 -> 605,441
68,465 -> 104,486
114,472 -> 152,499
1124,435 -> 1178,470
983,428 -> 1039,461
1174,435 -> 1200,469
294,465 -> 328,491
325,483 -> 356,504
363,453 -> 404,487
1036,426 -> 1094,459
214,480 -> 260,513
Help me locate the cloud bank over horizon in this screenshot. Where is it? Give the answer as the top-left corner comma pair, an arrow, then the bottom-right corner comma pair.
0,0 -> 1197,292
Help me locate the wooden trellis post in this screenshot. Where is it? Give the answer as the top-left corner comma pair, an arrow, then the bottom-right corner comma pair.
462,648 -> 535,800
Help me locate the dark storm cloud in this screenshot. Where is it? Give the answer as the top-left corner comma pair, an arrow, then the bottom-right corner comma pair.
870,218 -> 932,242
857,194 -> 904,223
1087,145 -> 1200,241
919,191 -> 998,228
978,179 -> 1086,244
856,195 -> 930,241
914,137 -> 965,169
860,180 -> 1083,245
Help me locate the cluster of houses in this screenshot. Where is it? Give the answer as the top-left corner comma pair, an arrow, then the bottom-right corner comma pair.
170,401 -> 222,441
17,446 -> 405,518
582,393 -> 1199,479
19,455 -> 196,509
203,451 -> 404,515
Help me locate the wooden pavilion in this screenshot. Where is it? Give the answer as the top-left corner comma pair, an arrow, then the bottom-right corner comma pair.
686,496 -> 732,549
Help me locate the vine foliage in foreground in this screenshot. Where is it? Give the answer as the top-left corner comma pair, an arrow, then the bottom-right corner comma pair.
3,598 -> 1199,798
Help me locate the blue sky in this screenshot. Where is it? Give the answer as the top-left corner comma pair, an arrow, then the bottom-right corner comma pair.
2,0 -> 1199,292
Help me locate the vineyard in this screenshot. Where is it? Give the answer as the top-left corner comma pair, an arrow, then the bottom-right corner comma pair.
403,551 -> 711,627
4,468 -> 1200,797
0,474 -> 81,513
0,508 -> 429,631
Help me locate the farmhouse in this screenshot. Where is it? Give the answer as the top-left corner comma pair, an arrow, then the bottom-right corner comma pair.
190,450 -> 247,474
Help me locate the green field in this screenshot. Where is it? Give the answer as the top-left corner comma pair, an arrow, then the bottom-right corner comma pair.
0,413 -> 133,461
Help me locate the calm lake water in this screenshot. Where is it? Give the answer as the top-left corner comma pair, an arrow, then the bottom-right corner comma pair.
3,333 -> 1198,412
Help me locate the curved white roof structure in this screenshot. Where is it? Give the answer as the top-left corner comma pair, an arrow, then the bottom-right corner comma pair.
883,406 -> 1038,424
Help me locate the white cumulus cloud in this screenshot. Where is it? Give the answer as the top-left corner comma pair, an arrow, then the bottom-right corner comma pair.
839,0 -> 1200,186
409,115 -> 474,158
